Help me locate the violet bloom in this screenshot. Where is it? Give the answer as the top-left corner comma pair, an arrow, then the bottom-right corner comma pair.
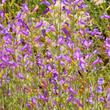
18,19 -> 29,36
58,36 -> 65,45
90,28 -> 102,36
79,61 -> 86,71
6,48 -> 14,54
0,23 -> 4,29
63,54 -> 71,63
60,60 -> 65,66
35,36 -> 41,42
2,0 -> 6,4
82,40 -> 92,48
26,103 -> 31,108
21,43 -> 32,54
3,33 -> 12,44
106,49 -> 110,57
42,29 -> 46,36
78,2 -> 87,9
43,7 -> 50,14
0,11 -> 5,18
46,50 -> 52,59
1,55 -> 10,63
41,0 -> 51,6
78,19 -> 87,25
73,0 -> 81,9
73,48 -> 81,60
62,0 -> 68,5
67,94 -> 73,102
52,0 -> 56,4
98,78 -> 104,85
67,41 -> 74,49
36,21 -> 43,28
62,27 -> 71,38
31,97 -> 36,104
101,14 -> 110,19
97,85 -> 103,93
52,70 -> 58,79
62,6 -> 71,15
73,98 -> 83,108
88,96 -> 94,104
105,37 -> 110,48
99,97 -> 105,102
68,87 -> 77,95
47,24 -> 56,32
22,3 -> 29,12
46,64 -> 52,72
92,57 -> 103,66
107,88 -> 110,102
17,73 -> 25,79
39,95 -> 47,102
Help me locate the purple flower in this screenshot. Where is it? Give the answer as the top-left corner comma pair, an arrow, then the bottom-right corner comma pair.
78,19 -> 87,25
48,24 -> 56,32
73,0 -> 80,9
106,49 -> 110,57
41,0 -> 51,6
52,70 -> 58,79
67,41 -> 74,49
98,78 -> 104,85
6,48 -> 14,54
92,57 -> 103,66
79,61 -> 86,71
46,64 -> 52,72
2,0 -> 6,4
35,36 -> 41,42
16,73 -> 25,79
26,103 -> 31,108
1,55 -> 10,63
82,40 -> 92,48
58,36 -> 65,45
18,19 -> 29,31
62,27 -> 71,38
73,48 -> 81,60
97,85 -> 103,93
90,28 -> 102,36
68,87 -> 77,95
36,21 -> 43,28
107,94 -> 110,102
52,0 -> 56,4
63,54 -> 71,63
105,37 -> 110,48
0,10 -> 5,18
67,94 -> 73,102
39,95 -> 47,102
62,6 -> 71,15
46,50 -> 52,59
73,98 -> 83,108
99,97 -> 105,102
88,96 -> 94,104
101,14 -> 110,19
43,7 -> 50,14
42,29 -> 46,36
3,33 -> 12,44
78,2 -> 87,9
31,97 -> 36,104
22,3 -> 29,12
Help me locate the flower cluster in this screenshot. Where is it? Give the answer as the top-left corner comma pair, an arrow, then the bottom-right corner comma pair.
0,0 -> 110,109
